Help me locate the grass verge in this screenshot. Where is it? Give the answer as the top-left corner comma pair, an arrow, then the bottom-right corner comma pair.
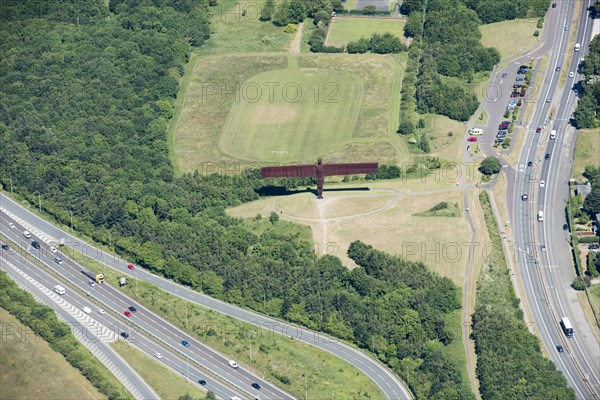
112,340 -> 208,400
0,308 -> 104,400
65,249 -> 386,400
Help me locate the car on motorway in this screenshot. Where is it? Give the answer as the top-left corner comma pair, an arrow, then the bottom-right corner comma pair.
536,127 -> 542,133
501,72 -> 507,78
32,240 -> 40,249
98,309 -> 106,315
552,2 -> 557,7
54,257 -> 63,265
569,71 -> 575,78
228,360 -> 239,368
467,136 -> 477,142
127,264 -> 135,270
8,222 -> 15,229
545,153 -> 550,160
1,243 -> 8,250
88,280 -> 95,287
564,25 -> 569,31
181,340 -> 190,347
124,310 -> 132,317
49,246 -> 57,253
23,230 -> 32,239
230,397 -> 242,400
557,345 -> 564,352
527,161 -> 533,167
121,332 -> 129,339
555,66 -> 561,71
198,380 -> 207,386
540,180 -> 545,188
128,306 -> 137,313
154,353 -> 163,359
251,383 -> 262,390
546,97 -> 551,103
82,306 -> 92,314
521,193 -> 528,201
541,244 -> 546,252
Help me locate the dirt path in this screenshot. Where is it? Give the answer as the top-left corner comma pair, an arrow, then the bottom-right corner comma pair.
289,23 -> 303,54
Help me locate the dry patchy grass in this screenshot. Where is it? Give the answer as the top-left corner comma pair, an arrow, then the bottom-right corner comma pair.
326,17 -> 406,47
0,308 -> 104,400
480,18 -> 541,60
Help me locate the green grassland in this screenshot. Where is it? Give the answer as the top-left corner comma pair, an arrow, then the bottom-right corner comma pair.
572,128 -> 600,181
66,249 -> 386,400
0,308 -> 104,400
479,18 -> 541,60
326,17 -> 406,47
218,68 -> 362,161
171,53 -> 406,172
112,341 -> 208,400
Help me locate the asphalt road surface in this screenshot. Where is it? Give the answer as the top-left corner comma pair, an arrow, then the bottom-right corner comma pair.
0,192 -> 412,399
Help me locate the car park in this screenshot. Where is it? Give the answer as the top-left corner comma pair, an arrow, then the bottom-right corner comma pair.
569,71 -> 574,78
82,306 -> 92,314
516,77 -> 524,81
54,257 -> 63,265
229,360 -> 239,368
8,222 -> 15,229
495,138 -> 504,143
127,264 -> 135,270
181,340 -> 190,347
121,332 -> 129,339
467,136 -> 477,142
540,180 -> 545,188
496,133 -> 506,139
251,383 -> 262,390
513,83 -> 522,88
154,353 -> 163,359
124,310 -> 132,317
198,380 -> 207,386
49,246 -> 57,253
98,309 -> 106,314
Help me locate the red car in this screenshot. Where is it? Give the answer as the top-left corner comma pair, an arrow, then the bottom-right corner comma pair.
467,137 -> 478,142
127,264 -> 135,270
124,310 -> 132,317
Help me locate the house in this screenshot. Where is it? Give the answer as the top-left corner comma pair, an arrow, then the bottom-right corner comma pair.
575,184 -> 592,199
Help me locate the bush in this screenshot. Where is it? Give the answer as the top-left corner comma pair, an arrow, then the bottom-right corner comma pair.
371,32 -> 406,54
313,10 -> 330,26
346,37 -> 370,54
397,120 -> 415,135
479,157 -> 502,175
571,277 -> 587,291
533,30 -> 540,37
537,17 -> 544,28
578,236 -> 600,244
283,23 -> 296,33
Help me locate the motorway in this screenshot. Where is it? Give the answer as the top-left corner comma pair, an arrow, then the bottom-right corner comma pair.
473,1 -> 600,398
0,192 -> 412,400
0,215 -> 291,400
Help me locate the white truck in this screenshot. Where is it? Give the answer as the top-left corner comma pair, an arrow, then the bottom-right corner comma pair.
54,285 -> 65,295
561,317 -> 574,337
537,211 -> 544,222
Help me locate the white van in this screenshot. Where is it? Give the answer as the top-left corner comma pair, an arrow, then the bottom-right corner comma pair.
538,211 -> 544,222
82,306 -> 91,314
23,230 -> 32,239
574,43 -> 581,51
550,130 -> 556,140
54,285 -> 65,295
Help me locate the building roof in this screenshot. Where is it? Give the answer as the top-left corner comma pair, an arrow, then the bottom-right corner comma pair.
576,184 -> 592,196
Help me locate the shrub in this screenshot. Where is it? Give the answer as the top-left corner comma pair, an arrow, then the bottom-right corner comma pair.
313,10 -> 330,26
537,17 -> 544,28
578,236 -> 600,244
346,37 -> 370,54
397,120 -> 415,135
371,32 -> 406,54
571,277 -> 587,290
283,23 -> 296,33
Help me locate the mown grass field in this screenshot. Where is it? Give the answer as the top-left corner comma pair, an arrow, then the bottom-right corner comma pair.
0,308 -> 104,400
171,53 -> 405,172
326,17 -> 406,47
112,341 -> 207,400
218,68 -> 362,162
479,18 -> 541,60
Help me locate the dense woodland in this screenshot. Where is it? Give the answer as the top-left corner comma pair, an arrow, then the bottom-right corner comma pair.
573,33 -> 600,129
0,1 -> 472,398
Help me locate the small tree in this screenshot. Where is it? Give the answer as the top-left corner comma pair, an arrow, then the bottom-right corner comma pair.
260,0 -> 276,21
272,0 -> 291,26
417,118 -> 426,129
346,37 -> 370,53
479,156 -> 502,175
313,10 -> 329,26
571,277 -> 587,291
583,188 -> 600,215
269,211 -> 280,224
397,120 -> 415,135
